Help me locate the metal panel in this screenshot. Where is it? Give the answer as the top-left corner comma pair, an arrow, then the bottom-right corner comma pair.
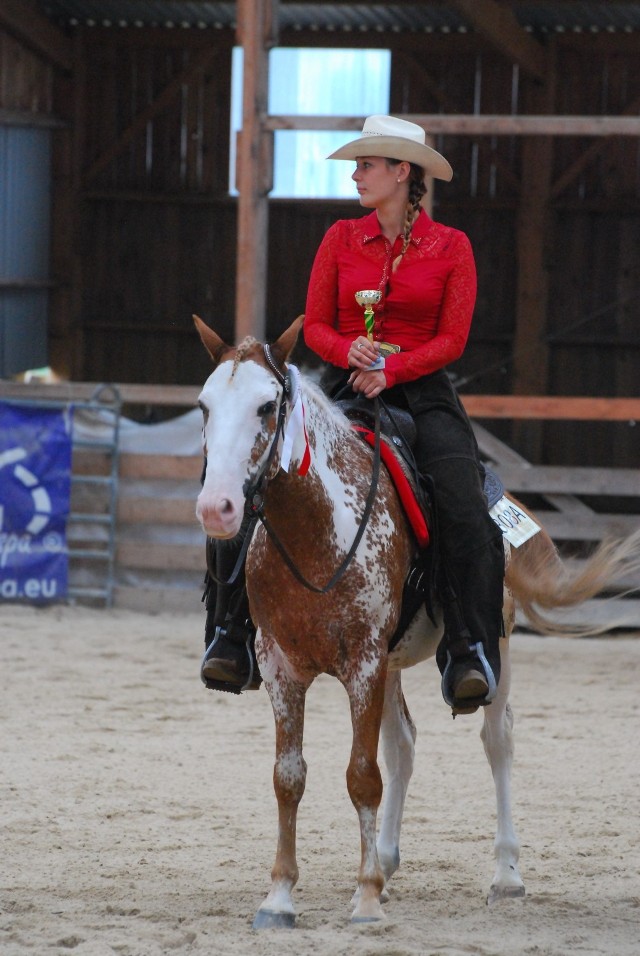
36,1 -> 640,34
0,126 -> 51,377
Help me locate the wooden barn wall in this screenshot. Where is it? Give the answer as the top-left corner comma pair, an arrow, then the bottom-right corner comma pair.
0,29 -> 54,112
545,36 -> 640,467
58,28 -> 640,467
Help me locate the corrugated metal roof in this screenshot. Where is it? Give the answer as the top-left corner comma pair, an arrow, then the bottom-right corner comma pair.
36,1 -> 640,34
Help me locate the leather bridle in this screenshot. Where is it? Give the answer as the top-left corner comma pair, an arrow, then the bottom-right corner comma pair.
206,345 -> 382,594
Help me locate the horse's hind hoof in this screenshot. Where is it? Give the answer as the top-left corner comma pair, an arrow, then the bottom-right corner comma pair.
487,884 -> 526,906
252,909 -> 296,930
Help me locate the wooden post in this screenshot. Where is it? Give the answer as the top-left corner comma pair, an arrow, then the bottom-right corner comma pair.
49,27 -> 85,379
512,131 -> 554,397
511,42 -> 557,458
234,0 -> 278,342
423,134 -> 435,218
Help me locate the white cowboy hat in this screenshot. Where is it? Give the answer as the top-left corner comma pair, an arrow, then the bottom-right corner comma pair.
327,114 -> 453,181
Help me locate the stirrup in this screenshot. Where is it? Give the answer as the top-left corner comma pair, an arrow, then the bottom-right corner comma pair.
200,625 -> 261,694
441,641 -> 497,716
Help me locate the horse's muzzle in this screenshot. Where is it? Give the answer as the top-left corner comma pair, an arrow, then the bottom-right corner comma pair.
196,493 -> 243,539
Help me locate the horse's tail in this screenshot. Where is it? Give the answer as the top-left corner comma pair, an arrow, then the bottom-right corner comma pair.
505,516 -> 640,637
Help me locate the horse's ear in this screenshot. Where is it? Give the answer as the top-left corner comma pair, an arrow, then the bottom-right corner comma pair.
269,315 -> 304,366
193,314 -> 228,367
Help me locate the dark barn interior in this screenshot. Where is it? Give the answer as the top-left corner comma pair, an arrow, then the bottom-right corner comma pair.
1,0 -> 640,470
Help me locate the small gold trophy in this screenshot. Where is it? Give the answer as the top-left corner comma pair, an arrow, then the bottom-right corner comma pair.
355,289 -> 385,370
354,289 -> 400,364
355,289 -> 381,342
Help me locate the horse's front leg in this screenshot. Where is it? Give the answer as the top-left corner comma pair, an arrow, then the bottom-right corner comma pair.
345,657 -> 388,923
253,651 -> 308,930
480,634 -> 525,904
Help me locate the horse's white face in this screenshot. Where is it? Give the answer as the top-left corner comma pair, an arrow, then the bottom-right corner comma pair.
196,359 -> 282,539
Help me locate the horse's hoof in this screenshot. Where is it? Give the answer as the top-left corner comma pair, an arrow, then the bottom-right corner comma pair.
487,884 -> 526,906
252,909 -> 296,930
351,899 -> 386,924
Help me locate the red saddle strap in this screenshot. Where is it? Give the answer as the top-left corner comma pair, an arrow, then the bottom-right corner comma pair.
352,425 -> 430,548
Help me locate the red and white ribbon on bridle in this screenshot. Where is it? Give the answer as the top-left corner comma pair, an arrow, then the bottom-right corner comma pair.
280,364 -> 311,476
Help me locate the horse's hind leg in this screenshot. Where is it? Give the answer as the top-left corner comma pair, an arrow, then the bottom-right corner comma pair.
377,670 -> 416,890
253,670 -> 307,930
480,635 -> 525,904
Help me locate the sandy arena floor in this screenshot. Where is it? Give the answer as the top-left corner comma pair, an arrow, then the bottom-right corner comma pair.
1,604 -> 639,956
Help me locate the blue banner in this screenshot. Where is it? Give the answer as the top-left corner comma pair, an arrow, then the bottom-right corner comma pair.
0,402 -> 73,603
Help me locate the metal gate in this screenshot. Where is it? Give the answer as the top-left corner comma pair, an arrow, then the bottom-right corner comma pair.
68,386 -> 121,606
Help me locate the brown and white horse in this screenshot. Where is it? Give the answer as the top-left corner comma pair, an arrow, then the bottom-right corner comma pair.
194,314 -> 638,928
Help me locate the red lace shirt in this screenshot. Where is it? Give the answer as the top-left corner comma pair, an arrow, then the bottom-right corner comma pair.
304,208 -> 477,388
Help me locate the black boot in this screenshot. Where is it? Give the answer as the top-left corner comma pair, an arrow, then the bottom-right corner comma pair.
200,526 -> 261,694
436,536 -> 504,716
438,626 -> 496,716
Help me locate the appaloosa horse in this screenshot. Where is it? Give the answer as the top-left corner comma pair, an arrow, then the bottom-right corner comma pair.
194,314 -> 638,928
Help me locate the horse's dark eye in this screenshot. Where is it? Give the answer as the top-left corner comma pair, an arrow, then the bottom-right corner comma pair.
258,401 -> 277,417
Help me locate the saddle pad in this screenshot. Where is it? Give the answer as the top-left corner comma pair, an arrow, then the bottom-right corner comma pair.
483,466 -> 504,510
352,426 -> 430,548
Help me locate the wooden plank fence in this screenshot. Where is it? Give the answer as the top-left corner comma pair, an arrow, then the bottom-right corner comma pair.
472,423 -> 640,630
2,382 -> 639,627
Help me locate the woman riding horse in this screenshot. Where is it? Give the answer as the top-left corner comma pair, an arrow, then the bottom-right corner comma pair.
201,115 -> 504,715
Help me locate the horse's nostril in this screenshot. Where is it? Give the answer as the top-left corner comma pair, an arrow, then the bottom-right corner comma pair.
221,498 -> 234,515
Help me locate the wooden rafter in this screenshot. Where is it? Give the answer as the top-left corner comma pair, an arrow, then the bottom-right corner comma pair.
449,0 -> 547,81
0,0 -> 71,72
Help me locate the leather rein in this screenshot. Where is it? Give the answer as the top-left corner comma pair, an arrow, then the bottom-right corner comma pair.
207,345 -> 382,595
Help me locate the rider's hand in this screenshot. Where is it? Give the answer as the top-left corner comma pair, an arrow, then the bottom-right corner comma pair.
348,336 -> 379,370
348,368 -> 387,398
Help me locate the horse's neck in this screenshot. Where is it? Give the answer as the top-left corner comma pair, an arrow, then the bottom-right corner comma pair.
302,383 -> 352,473
270,383 -> 354,524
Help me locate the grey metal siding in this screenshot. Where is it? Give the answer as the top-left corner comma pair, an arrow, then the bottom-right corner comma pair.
0,125 -> 51,377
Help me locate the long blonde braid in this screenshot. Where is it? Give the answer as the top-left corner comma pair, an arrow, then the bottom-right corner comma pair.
387,161 -> 427,272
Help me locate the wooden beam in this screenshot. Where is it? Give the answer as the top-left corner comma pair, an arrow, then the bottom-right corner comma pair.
266,114 -> 640,137
0,109 -> 66,128
0,0 -> 72,72
0,381 -> 201,406
440,0 -> 547,81
2,381 -> 639,422
461,395 -> 640,421
488,465 -> 639,497
83,44 -> 217,184
235,0 -> 278,341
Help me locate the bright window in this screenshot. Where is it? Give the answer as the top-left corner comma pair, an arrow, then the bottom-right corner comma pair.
230,47 -> 391,198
